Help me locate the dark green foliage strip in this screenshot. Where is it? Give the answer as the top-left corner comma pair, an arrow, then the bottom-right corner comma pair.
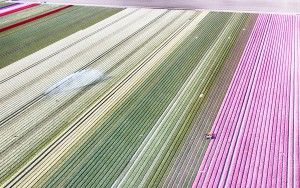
0,6 -> 121,68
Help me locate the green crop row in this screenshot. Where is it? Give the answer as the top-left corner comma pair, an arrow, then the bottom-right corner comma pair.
0,6 -> 122,68
144,14 -> 251,188
0,10 -> 188,185
40,12 -> 240,188
113,13 -> 250,188
158,14 -> 257,188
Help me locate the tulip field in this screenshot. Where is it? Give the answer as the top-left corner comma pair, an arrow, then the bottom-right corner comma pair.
0,2 -> 299,187
0,2 -> 121,68
193,14 -> 300,188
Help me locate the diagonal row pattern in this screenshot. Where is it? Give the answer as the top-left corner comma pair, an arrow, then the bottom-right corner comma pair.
193,14 -> 299,187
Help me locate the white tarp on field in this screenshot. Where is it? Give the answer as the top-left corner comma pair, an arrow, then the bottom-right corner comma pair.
45,69 -> 104,94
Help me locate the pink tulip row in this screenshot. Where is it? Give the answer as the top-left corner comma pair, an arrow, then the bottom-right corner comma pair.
193,14 -> 299,187
0,3 -> 39,17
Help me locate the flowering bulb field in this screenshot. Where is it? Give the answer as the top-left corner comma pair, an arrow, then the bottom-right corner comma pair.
0,2 -> 121,67
0,1 -> 299,187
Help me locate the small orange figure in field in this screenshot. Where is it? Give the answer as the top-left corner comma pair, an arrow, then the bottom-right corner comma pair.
205,131 -> 216,139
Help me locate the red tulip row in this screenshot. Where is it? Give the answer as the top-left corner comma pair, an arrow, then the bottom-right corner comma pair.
0,5 -> 73,33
